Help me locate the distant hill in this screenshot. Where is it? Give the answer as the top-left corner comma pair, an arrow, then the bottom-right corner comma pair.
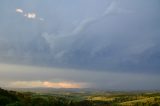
1,87 -> 160,106
0,88 -> 93,106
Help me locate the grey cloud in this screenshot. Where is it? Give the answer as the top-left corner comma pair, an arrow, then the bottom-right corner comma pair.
0,64 -> 160,90
0,0 -> 160,73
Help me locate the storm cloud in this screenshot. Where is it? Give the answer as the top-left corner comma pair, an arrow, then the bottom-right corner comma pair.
0,0 -> 160,89
0,64 -> 160,90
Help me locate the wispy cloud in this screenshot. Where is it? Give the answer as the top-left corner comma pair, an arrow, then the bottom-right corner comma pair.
39,18 -> 44,21
104,1 -> 133,16
16,8 -> 23,13
103,1 -> 117,16
42,1 -> 118,49
24,13 -> 36,19
41,1 -> 134,62
70,1 -> 118,37
15,8 -> 44,21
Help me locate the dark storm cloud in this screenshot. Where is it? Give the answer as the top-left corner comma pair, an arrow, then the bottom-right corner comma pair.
0,0 -> 160,73
0,64 -> 160,90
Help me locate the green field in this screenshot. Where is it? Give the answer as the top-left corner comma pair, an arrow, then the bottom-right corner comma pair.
0,88 -> 160,106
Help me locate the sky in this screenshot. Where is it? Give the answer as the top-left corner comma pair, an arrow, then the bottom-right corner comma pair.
0,0 -> 160,90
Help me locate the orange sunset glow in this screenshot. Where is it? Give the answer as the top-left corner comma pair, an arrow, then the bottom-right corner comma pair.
7,81 -> 84,88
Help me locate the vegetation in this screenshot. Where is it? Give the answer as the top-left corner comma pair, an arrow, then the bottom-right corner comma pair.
0,88 -> 160,106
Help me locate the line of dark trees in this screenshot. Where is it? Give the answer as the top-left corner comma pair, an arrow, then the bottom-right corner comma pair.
0,88 -> 94,106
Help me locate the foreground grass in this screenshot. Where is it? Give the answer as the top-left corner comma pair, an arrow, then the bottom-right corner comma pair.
120,96 -> 160,106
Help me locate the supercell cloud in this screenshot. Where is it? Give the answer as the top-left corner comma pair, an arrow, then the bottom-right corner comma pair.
0,0 -> 160,89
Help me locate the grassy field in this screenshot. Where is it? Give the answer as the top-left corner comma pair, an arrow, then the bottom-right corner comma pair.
0,88 -> 160,106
